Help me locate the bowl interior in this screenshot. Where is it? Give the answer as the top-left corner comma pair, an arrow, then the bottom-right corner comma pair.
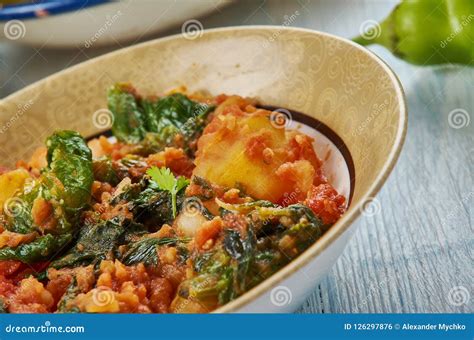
0,26 -> 406,311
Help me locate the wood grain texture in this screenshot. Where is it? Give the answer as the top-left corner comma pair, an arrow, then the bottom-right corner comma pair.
0,0 -> 472,313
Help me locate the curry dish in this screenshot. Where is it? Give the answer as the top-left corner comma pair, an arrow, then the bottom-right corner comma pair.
0,84 -> 346,313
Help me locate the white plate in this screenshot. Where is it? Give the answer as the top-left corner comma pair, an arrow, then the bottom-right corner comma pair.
0,0 -> 233,48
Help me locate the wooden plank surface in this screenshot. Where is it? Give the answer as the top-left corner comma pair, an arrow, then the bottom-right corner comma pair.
1,0 -> 472,313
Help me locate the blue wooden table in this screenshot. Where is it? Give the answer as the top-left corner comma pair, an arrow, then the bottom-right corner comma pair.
0,0 -> 472,313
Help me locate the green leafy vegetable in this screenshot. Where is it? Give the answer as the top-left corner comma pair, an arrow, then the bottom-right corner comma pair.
0,234 -> 72,264
0,298 -> 7,313
128,188 -> 175,227
186,250 -> 233,304
51,217 -> 126,269
92,157 -> 119,185
4,131 -> 93,235
108,83 -> 147,143
4,196 -> 35,234
146,167 -> 189,218
144,94 -> 209,132
227,223 -> 256,293
56,278 -> 81,313
121,237 -> 179,266
46,130 -> 94,212
176,202 -> 324,307
108,83 -> 214,155
177,221 -> 256,305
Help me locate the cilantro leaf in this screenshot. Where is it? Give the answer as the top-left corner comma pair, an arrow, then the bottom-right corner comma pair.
175,176 -> 189,193
147,167 -> 175,192
146,167 -> 189,218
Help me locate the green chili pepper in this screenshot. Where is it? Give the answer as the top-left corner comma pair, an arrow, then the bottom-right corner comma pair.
353,0 -> 473,65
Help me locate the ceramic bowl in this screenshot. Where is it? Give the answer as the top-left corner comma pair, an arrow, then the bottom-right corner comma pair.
0,26 -> 407,312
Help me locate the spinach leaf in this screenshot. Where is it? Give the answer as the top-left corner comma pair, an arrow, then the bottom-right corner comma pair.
6,130 -> 93,232
128,185 -> 185,227
0,233 -> 72,264
56,278 -> 81,313
235,223 -> 256,293
108,83 -> 215,151
186,250 -> 233,304
1,131 -> 93,264
143,93 -> 213,134
141,94 -> 214,155
220,224 -> 256,299
284,204 -> 323,251
193,251 -> 214,272
5,201 -> 34,234
92,157 -> 119,185
247,203 -> 323,249
177,203 -> 324,307
46,130 -> 93,211
223,229 -> 244,260
180,102 -> 213,148
180,222 -> 257,305
108,83 -> 147,143
121,237 -> 179,266
0,298 -> 7,313
51,217 -> 125,269
176,245 -> 190,265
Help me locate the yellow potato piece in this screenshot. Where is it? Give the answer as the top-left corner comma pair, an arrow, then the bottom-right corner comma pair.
194,109 -> 314,203
195,113 -> 284,201
0,168 -> 30,210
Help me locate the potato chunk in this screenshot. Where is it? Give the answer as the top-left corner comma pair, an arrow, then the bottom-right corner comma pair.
193,97 -> 322,203
0,168 -> 30,210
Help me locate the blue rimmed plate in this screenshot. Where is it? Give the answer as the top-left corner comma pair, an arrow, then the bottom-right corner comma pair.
0,0 -> 232,48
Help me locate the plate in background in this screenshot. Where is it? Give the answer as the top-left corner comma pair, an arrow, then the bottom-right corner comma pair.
0,0 -> 233,48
